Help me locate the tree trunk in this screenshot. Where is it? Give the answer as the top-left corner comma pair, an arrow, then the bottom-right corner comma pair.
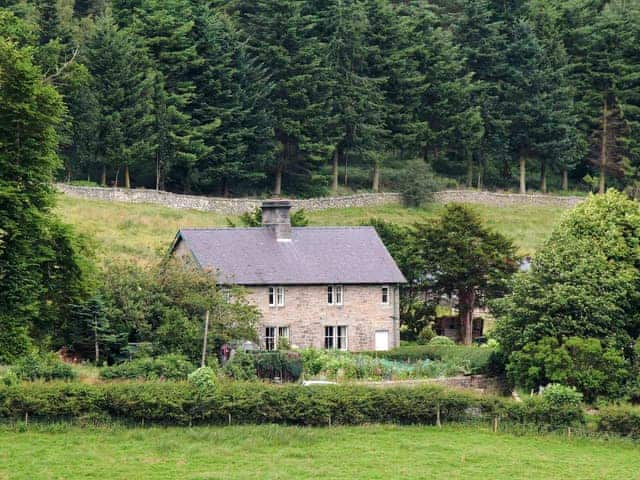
155,151 -> 160,191
100,164 -> 107,186
124,164 -> 131,189
372,160 -> 380,192
477,167 -> 483,190
562,168 -> 568,190
274,165 -> 283,196
519,155 -> 526,194
93,314 -> 99,365
599,95 -> 608,194
466,155 -> 473,188
540,160 -> 547,193
458,289 -> 476,346
343,156 -> 349,186
331,149 -> 339,193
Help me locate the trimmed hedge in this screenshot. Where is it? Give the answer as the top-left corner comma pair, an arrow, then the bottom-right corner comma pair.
100,354 -> 195,381
367,345 -> 494,373
0,381 -> 583,429
597,405 -> 640,438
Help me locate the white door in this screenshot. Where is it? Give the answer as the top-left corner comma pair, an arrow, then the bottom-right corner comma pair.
375,330 -> 389,351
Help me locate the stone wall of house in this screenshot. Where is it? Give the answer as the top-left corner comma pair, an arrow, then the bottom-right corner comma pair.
433,190 -> 584,208
56,184 -> 403,215
246,284 -> 400,352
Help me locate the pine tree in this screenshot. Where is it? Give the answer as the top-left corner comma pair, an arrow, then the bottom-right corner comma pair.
83,13 -> 155,187
314,0 -> 387,192
191,8 -> 273,196
235,0 -> 329,195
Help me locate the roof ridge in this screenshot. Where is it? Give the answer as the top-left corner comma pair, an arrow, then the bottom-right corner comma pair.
179,226 -> 375,231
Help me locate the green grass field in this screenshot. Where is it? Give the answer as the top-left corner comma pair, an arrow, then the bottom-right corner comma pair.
56,196 -> 568,263
0,424 -> 637,479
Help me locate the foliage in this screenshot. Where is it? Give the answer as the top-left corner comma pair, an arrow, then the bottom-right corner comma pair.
0,38 -> 92,362
414,204 -> 518,344
0,380 -> 586,430
494,191 -> 640,357
99,354 -> 195,381
253,352 -> 303,382
10,352 -> 76,382
221,352 -> 257,381
229,207 -> 310,228
97,258 -> 260,363
188,366 -> 217,391
429,336 -> 455,347
506,337 -> 629,402
417,326 -> 436,345
396,161 -> 443,207
597,405 -> 640,439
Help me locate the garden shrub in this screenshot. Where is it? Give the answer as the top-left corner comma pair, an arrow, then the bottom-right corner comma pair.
100,354 -> 195,381
506,337 -> 629,402
11,352 -> 76,381
253,352 -> 302,382
429,336 -> 455,346
417,326 -> 435,345
597,405 -> 640,438
221,352 -> 257,381
188,367 -> 217,391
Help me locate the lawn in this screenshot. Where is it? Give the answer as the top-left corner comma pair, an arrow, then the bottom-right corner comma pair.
0,424 -> 637,479
56,196 -> 568,264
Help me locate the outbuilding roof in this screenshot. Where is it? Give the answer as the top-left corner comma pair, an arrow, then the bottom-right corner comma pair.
171,226 -> 407,285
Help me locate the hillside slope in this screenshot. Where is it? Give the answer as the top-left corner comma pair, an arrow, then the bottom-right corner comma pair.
56,196 -> 569,264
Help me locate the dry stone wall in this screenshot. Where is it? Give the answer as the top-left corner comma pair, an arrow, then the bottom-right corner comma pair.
433,190 -> 584,208
57,183 -> 585,214
56,184 -> 402,215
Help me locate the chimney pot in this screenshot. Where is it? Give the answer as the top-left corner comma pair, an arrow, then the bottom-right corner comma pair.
261,199 -> 292,241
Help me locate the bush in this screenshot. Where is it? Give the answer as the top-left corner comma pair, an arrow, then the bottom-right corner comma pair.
417,326 -> 435,345
429,336 -> 455,346
597,405 -> 640,438
506,337 -> 629,402
100,354 -> 195,381
11,352 -> 76,382
394,160 -> 443,207
253,351 -> 302,382
188,367 -> 217,391
0,381 -> 590,431
221,352 -> 257,381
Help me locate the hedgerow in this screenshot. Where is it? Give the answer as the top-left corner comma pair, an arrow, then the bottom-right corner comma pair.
0,381 -> 584,429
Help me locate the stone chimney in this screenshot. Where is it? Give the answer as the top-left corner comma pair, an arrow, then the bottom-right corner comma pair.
261,199 -> 292,241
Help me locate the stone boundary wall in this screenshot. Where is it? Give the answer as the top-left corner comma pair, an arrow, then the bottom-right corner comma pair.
433,190 -> 584,208
56,184 -> 403,215
56,184 -> 585,214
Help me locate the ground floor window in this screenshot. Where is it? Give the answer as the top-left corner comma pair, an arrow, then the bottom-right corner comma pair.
265,326 -> 290,351
324,325 -> 348,350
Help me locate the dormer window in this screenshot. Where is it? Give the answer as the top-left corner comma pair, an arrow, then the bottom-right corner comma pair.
327,285 -> 343,305
269,286 -> 285,306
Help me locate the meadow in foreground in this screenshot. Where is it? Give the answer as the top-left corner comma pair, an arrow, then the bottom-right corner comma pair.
0,424 -> 637,480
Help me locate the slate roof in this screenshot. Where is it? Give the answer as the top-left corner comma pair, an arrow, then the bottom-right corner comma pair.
172,226 -> 407,285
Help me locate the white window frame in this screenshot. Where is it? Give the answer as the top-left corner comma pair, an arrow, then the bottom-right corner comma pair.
268,286 -> 285,307
381,285 -> 390,305
265,326 -> 276,351
265,326 -> 290,351
327,285 -> 343,305
324,325 -> 348,351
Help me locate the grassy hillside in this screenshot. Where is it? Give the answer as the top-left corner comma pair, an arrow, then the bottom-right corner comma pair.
56,196 -> 569,264
1,424 -> 638,479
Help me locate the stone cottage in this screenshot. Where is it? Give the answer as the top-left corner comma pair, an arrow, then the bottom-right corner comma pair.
170,199 -> 406,351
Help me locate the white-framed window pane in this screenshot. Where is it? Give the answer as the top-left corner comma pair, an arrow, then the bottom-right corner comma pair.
268,287 -> 275,306
327,286 -> 333,304
335,286 -> 343,305
276,287 -> 285,306
278,326 -> 290,347
324,326 -> 334,349
381,286 -> 389,304
265,327 -> 276,351
337,326 -> 348,351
